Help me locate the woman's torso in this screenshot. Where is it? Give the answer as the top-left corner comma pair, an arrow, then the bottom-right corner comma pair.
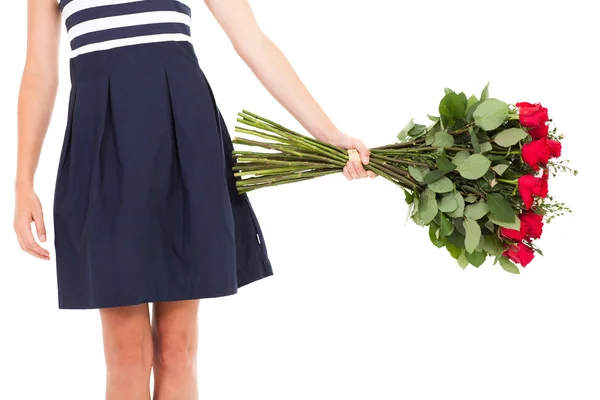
59,0 -> 193,59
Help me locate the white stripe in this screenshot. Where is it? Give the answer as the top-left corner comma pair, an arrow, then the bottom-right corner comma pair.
63,0 -> 144,20
71,32 -> 191,58
68,11 -> 191,41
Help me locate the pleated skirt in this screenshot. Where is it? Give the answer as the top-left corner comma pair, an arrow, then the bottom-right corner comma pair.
53,41 -> 273,309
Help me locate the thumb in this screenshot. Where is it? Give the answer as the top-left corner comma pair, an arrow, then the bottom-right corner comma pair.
353,140 -> 370,165
33,209 -> 47,243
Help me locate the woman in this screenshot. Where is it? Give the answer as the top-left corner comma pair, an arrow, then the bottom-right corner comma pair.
14,0 -> 375,398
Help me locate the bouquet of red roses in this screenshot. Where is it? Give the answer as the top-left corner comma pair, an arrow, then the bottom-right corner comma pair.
232,85 -> 575,273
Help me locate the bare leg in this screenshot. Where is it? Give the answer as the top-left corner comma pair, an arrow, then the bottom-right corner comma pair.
152,299 -> 200,400
100,303 -> 153,400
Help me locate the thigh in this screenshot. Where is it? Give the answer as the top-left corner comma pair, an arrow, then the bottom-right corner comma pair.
152,300 -> 200,343
99,304 -> 152,355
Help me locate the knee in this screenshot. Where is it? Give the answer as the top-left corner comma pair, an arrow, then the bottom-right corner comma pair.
154,332 -> 195,374
105,338 -> 152,372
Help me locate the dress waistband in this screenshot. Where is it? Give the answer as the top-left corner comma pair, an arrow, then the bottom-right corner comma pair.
59,0 -> 193,58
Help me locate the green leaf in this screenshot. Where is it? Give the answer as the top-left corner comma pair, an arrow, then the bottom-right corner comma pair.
480,83 -> 490,101
404,190 -> 414,205
447,192 -> 466,218
488,213 -> 521,230
480,142 -> 493,153
464,194 -> 478,203
432,130 -> 454,147
492,164 -> 509,176
439,212 -> 454,238
456,154 -> 491,180
408,123 -> 427,138
447,230 -> 465,249
436,156 -> 456,173
466,95 -> 478,111
469,127 -> 481,153
451,150 -> 471,167
439,93 -> 467,127
425,135 -> 435,145
457,249 -> 469,269
408,166 -> 429,183
397,119 -> 415,141
444,239 -> 461,260
483,235 -> 503,256
464,201 -> 489,220
466,100 -> 483,123
428,177 -> 454,193
444,87 -> 455,95
423,170 -> 446,184
473,99 -> 509,131
438,195 -> 458,212
487,193 -> 515,222
465,251 -> 487,267
427,114 -> 440,122
429,223 -> 444,248
463,218 -> 482,254
493,128 -> 529,147
453,218 -> 466,235
418,188 -> 438,225
499,256 -> 520,274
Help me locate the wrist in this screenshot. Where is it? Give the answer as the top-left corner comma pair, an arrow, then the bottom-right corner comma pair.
15,178 -> 34,191
313,127 -> 343,144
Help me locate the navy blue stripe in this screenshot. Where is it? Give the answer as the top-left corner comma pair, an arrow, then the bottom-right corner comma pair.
66,1 -> 191,31
59,0 -> 73,11
70,22 -> 191,50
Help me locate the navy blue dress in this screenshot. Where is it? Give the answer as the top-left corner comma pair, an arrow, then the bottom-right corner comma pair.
54,0 -> 273,309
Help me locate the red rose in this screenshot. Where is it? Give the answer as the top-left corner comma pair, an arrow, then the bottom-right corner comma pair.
519,211 -> 544,239
518,174 -> 548,209
501,211 -> 544,241
529,124 -> 549,139
522,138 -> 562,171
503,242 -> 535,266
516,102 -> 549,128
547,139 -> 562,158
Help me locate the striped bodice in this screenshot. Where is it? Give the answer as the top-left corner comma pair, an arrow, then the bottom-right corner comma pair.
58,0 -> 192,58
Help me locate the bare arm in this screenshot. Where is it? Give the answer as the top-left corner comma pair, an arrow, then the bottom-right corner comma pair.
204,0 -> 375,180
14,0 -> 61,260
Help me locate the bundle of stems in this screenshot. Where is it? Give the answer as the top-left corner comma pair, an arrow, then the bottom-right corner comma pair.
232,111 -> 446,194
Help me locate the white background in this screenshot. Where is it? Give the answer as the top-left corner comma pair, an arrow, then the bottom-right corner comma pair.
1,1 -> 598,399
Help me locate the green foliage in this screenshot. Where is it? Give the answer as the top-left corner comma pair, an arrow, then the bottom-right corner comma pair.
463,218 -> 481,254
464,201 -> 489,220
494,128 -> 529,147
487,193 -> 515,222
408,166 -> 429,183
499,257 -> 520,274
428,177 -> 455,193
492,164 -> 509,176
473,99 -> 509,131
480,83 -> 490,101
423,170 -> 447,184
451,150 -> 471,167
483,235 -> 503,256
466,251 -> 487,267
488,213 -> 521,230
438,195 -> 458,212
439,213 -> 454,238
447,192 -> 465,218
466,95 -> 479,111
437,155 -> 456,173
456,154 -> 491,180
419,188 -> 438,224
432,130 -> 454,147
457,250 -> 469,269
439,92 -> 467,127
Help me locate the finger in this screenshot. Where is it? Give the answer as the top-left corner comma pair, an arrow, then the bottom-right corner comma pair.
342,166 -> 352,181
17,233 -> 49,260
32,209 -> 47,243
367,170 -> 377,179
346,161 -> 360,180
18,227 -> 50,259
353,140 -> 371,165
352,160 -> 368,179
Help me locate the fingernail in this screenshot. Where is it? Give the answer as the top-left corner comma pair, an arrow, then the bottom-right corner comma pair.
362,157 -> 369,164
40,235 -> 46,242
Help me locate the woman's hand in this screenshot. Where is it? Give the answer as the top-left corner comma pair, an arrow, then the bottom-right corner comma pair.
14,185 -> 50,260
326,132 -> 377,181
